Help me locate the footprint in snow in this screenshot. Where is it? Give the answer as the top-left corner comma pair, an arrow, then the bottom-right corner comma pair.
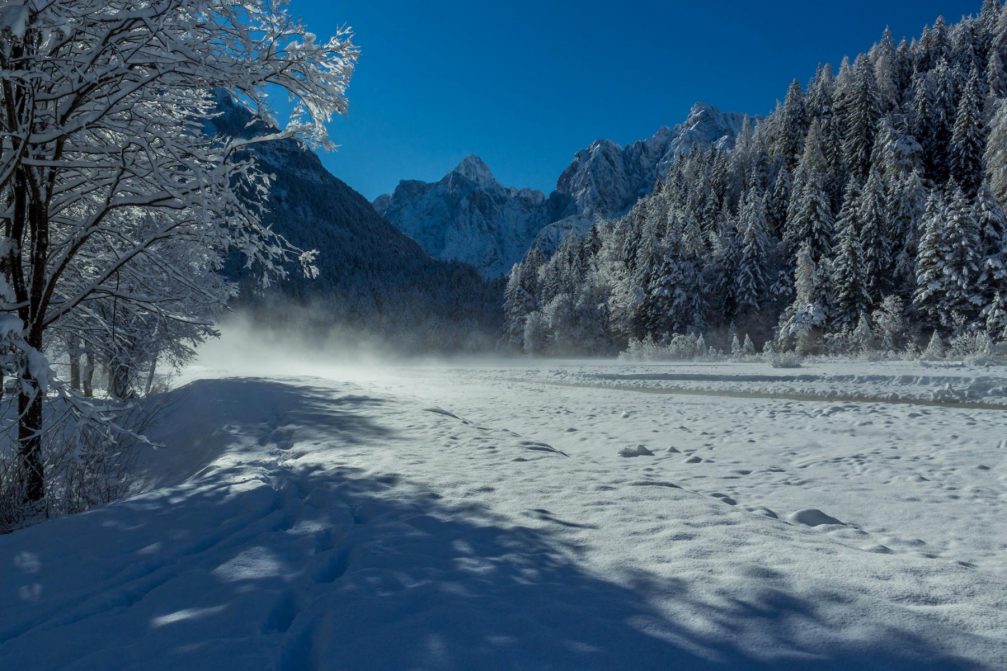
424,407 -> 460,420
520,441 -> 568,457
619,445 -> 653,458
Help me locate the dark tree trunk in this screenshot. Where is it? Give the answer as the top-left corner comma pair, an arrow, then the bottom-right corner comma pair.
83,346 -> 95,398
144,354 -> 158,396
67,335 -> 81,391
18,370 -> 44,504
109,352 -> 132,400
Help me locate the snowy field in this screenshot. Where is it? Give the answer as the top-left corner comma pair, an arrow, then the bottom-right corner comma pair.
2,347 -> 1006,669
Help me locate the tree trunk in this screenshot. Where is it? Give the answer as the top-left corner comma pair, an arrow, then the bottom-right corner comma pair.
144,353 -> 158,396
67,335 -> 81,391
83,347 -> 95,398
109,352 -> 132,400
18,371 -> 44,504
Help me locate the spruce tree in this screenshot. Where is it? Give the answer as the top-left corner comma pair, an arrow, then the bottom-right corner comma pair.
888,171 -> 928,294
913,193 -> 949,331
778,80 -> 808,168
941,183 -> 984,328
841,54 -> 883,179
949,68 -> 986,197
858,169 -> 891,303
830,180 -> 870,330
986,99 -> 1007,204
735,190 -> 769,314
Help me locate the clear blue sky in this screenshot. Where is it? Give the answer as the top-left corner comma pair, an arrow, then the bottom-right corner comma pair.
288,0 -> 983,200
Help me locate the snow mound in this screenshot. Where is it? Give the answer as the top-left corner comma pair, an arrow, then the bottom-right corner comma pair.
789,509 -> 846,527
619,444 -> 653,457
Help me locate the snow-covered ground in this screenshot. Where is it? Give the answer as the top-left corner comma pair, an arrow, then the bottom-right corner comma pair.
2,348 -> 1006,669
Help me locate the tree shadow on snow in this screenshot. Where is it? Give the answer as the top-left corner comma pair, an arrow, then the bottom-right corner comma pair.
0,379 -> 990,671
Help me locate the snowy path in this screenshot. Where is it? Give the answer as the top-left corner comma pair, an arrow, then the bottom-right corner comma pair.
1,361 -> 1006,670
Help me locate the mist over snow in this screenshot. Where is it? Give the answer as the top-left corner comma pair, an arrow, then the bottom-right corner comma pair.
3,1 -> 1007,670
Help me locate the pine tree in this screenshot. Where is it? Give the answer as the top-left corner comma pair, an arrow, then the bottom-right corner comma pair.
858,169 -> 891,303
976,187 -> 1007,324
888,171 -> 928,293
985,46 -> 1006,102
941,183 -> 984,328
925,60 -> 958,185
830,180 -> 870,330
778,80 -> 808,168
785,123 -> 834,262
873,295 -> 907,351
986,99 -> 1007,204
923,329 -> 946,359
876,114 -> 922,179
780,241 -> 828,353
873,27 -> 900,109
919,17 -> 950,72
949,68 -> 986,197
841,54 -> 883,179
767,166 -> 791,237
851,313 -> 876,351
735,190 -> 769,314
913,192 -> 949,331
504,247 -> 545,350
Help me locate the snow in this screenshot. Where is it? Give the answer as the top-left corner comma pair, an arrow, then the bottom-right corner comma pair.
0,2 -> 27,40
376,103 -> 748,276
2,352 -> 1006,669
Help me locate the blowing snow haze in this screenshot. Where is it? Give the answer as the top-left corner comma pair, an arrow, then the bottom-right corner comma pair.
2,2 -> 1007,671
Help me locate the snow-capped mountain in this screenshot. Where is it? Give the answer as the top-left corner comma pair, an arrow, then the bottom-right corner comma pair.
376,103 -> 748,276
211,95 -> 502,349
536,103 -> 750,251
374,156 -> 552,279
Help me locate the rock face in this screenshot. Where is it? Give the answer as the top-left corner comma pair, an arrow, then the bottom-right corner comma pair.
374,156 -> 552,279
376,103 -> 749,276
211,95 -> 502,348
534,103 -> 750,253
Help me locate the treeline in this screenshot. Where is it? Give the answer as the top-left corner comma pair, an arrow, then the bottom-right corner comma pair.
505,1 -> 1007,357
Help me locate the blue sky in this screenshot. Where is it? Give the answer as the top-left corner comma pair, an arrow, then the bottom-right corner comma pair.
288,0 -> 983,200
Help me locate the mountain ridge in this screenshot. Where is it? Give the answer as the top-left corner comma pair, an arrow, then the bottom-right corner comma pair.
375,102 -> 751,277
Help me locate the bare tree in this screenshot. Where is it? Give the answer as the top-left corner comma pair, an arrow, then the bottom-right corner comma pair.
0,0 -> 357,505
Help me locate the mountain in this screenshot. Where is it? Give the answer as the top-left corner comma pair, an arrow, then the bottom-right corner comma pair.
211,95 -> 502,351
376,103 -> 748,277
502,5 -> 1007,357
373,156 -> 554,279
534,102 -> 750,252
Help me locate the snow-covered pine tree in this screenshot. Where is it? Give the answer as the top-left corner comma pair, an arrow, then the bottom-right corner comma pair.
976,184 -> 1007,283
941,183 -> 985,328
830,180 -> 871,331
767,166 -> 792,238
986,98 -> 1007,204
735,190 -> 770,315
786,122 -> 835,262
777,241 -> 827,354
914,192 -> 950,331
872,27 -> 901,110
503,247 -> 545,350
777,80 -> 809,169
858,168 -> 892,303
873,295 -> 907,351
888,171 -> 928,294
923,329 -> 947,359
851,313 -> 877,352
922,59 -> 959,185
840,54 -> 883,179
949,68 -> 987,197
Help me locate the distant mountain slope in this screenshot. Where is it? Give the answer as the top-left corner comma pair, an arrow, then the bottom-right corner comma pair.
212,96 -> 502,350
375,102 -> 749,277
535,103 -> 750,252
373,156 -> 554,279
